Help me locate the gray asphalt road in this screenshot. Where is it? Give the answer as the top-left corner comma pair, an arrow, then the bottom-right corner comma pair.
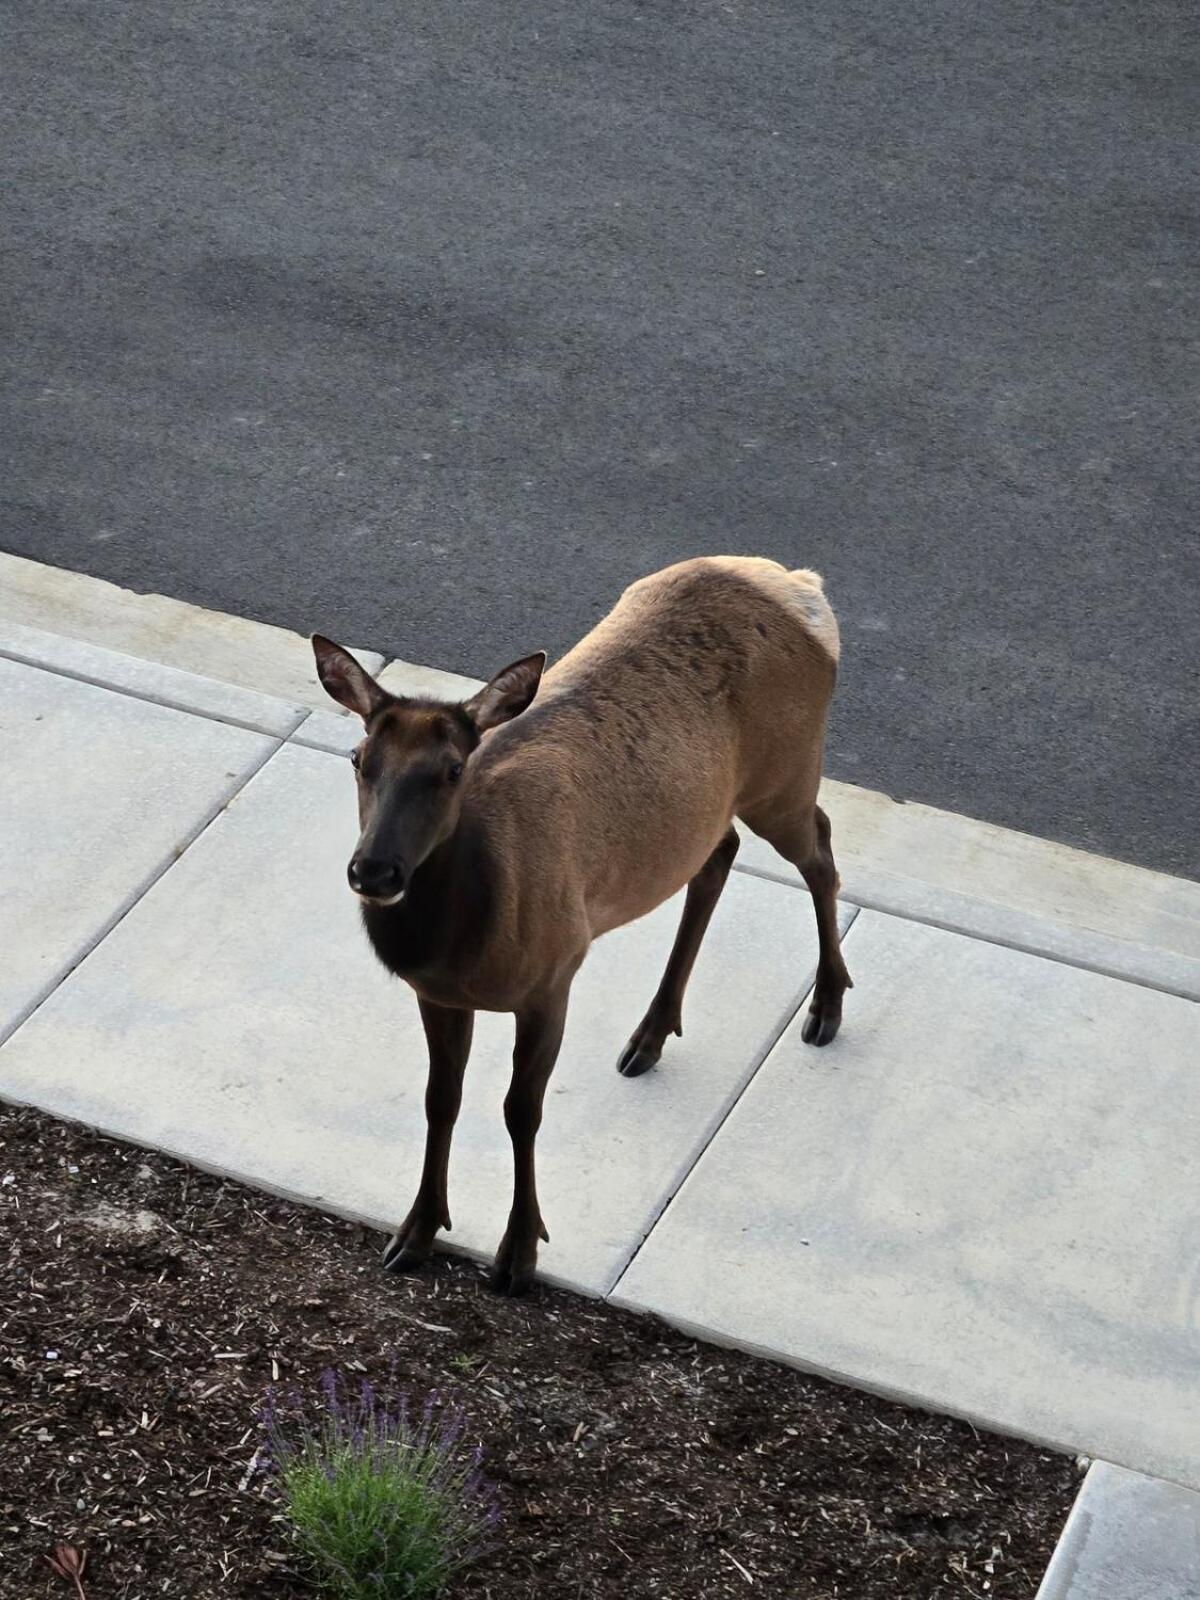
3,0 -> 1197,876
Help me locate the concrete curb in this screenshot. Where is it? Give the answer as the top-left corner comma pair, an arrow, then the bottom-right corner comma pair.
0,616 -> 311,738
0,550 -> 382,709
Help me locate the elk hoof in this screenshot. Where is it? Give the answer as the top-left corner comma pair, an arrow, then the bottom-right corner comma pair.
801,1007 -> 841,1047
490,1221 -> 545,1296
489,1260 -> 536,1297
616,1040 -> 660,1077
382,1224 -> 434,1274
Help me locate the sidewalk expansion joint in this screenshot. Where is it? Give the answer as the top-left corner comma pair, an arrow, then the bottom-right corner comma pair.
0,726 -> 303,1053
602,903 -> 864,1300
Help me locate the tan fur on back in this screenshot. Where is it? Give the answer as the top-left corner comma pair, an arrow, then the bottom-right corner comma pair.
455,558 -> 840,1006
715,558 -> 840,663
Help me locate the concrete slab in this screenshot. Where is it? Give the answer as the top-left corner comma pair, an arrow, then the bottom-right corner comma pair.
0,656 -> 275,1042
738,779 -> 1200,1000
0,618 -> 306,736
0,551 -> 384,709
377,658 -> 484,700
290,707 -> 364,757
1036,1461 -> 1200,1600
614,911 -> 1200,1488
0,742 -> 845,1295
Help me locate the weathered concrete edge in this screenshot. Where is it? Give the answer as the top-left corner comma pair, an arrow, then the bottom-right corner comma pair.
1034,1459 -> 1200,1598
1034,1461 -> 1109,1600
600,1292 -> 1196,1496
0,1080 -> 604,1298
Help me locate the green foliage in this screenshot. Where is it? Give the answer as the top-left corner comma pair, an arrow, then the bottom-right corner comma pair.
263,1372 -> 497,1600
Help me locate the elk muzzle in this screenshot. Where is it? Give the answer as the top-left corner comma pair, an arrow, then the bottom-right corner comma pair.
347,853 -> 408,904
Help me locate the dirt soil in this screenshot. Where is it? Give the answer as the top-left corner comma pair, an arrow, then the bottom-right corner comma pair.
1,1102 -> 1080,1599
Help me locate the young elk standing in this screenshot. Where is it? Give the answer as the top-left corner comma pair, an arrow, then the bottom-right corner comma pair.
313,557 -> 851,1295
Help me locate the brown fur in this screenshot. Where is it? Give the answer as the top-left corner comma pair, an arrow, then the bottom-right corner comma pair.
475,557 -> 838,958
312,557 -> 851,1295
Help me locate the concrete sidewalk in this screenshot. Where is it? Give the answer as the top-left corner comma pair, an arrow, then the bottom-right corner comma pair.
3,556 -> 1199,1521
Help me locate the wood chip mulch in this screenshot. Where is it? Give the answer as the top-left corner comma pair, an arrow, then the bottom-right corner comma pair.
0,1102 -> 1080,1598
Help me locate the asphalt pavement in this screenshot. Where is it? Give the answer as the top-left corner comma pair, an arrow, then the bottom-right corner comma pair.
2,0 -> 1196,874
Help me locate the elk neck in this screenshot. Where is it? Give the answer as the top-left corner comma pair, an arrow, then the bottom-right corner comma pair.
359,800 -> 495,982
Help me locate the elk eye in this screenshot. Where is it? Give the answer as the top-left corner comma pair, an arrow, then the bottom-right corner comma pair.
447,761 -> 464,784
350,748 -> 362,770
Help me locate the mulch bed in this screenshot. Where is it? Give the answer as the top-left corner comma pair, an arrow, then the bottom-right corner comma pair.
1,1101 -> 1080,1599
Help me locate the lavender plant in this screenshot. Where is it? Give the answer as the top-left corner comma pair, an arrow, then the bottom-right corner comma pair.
262,1370 -> 498,1599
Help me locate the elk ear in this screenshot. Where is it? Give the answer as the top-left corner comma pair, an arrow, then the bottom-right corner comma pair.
311,636 -> 390,722
463,652 -> 547,732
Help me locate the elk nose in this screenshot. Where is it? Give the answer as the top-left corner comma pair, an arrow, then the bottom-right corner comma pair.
347,854 -> 406,899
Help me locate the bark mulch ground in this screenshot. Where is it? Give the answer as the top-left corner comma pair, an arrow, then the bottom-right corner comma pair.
1,1102 -> 1080,1599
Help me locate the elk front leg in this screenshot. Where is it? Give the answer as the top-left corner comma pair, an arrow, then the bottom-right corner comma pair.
383,999 -> 474,1274
492,988 -> 570,1297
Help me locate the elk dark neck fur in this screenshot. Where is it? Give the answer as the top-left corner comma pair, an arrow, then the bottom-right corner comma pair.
360,805 -> 494,981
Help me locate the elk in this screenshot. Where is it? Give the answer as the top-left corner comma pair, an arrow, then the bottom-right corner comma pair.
312,556 -> 851,1295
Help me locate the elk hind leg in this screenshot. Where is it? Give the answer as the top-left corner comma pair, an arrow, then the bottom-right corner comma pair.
744,802 -> 851,1047
616,828 -> 740,1078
